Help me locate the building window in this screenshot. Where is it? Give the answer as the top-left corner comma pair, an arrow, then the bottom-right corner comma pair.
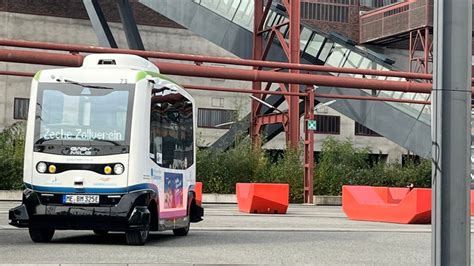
402,154 -> 421,166
301,3 -> 349,23
315,115 -> 340,134
354,122 -> 381,137
13,98 -> 29,120
360,0 -> 401,8
367,153 -> 388,166
198,108 -> 236,129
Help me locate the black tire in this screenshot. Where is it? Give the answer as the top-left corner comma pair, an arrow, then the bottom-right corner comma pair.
125,228 -> 149,245
28,227 -> 55,243
173,218 -> 190,236
93,229 -> 109,236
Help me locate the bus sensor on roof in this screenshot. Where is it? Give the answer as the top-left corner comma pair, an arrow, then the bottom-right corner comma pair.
98,59 -> 116,65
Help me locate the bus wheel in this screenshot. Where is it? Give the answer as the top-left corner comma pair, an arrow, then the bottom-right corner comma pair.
125,228 -> 149,245
173,218 -> 190,236
93,229 -> 109,236
29,227 -> 55,243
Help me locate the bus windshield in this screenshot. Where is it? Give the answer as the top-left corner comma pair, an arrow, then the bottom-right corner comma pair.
35,83 -> 134,149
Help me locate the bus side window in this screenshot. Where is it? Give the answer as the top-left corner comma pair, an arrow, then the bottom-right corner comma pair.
150,102 -> 163,165
150,91 -> 194,169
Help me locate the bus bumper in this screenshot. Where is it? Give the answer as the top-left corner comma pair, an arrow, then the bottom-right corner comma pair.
9,189 -> 152,231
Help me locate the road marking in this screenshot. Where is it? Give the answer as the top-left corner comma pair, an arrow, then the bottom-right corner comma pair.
191,227 -> 432,233
191,227 -> 474,233
1,225 -> 473,233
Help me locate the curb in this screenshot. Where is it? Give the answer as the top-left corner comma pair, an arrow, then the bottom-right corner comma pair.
313,195 -> 342,206
202,193 -> 236,204
0,191 -> 342,205
0,190 -> 22,201
0,190 -> 238,203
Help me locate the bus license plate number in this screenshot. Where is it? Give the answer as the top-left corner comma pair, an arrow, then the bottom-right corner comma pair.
63,195 -> 99,204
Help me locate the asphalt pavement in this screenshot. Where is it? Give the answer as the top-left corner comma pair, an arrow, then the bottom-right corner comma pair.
0,201 -> 473,265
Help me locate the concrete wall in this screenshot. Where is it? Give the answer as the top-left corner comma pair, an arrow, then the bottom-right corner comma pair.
0,11 -> 407,161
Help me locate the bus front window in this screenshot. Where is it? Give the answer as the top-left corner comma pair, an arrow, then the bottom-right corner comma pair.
34,83 -> 134,154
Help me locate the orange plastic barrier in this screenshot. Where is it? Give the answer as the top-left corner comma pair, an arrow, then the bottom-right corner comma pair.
195,182 -> 203,206
236,183 -> 289,214
342,185 -> 431,224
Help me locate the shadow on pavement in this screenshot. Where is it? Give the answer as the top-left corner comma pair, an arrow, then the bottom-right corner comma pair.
51,231 -> 178,245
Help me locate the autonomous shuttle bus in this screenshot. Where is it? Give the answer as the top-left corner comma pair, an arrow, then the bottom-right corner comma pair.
9,54 -> 203,245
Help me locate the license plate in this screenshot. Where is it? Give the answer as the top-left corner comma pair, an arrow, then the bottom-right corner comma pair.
63,194 -> 99,204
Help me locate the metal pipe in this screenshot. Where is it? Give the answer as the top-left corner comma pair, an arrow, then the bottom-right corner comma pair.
156,61 -> 434,93
0,69 -> 440,104
0,48 -> 83,67
0,70 -> 439,105
0,38 -> 443,80
183,84 -> 307,96
0,71 -> 441,105
0,68 -> 442,106
315,93 -> 430,105
0,70 -> 34,77
0,47 -> 437,93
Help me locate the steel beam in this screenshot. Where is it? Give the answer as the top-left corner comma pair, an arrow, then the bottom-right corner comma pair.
304,86 -> 314,204
116,0 -> 145,50
256,113 -> 288,126
288,0 -> 301,150
432,0 -> 471,265
83,0 -> 118,48
251,0 -> 265,146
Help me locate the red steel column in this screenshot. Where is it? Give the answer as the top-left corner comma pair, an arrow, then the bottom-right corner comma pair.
424,27 -> 430,74
288,0 -> 301,149
304,86 -> 314,204
409,30 -> 413,73
251,0 -> 264,146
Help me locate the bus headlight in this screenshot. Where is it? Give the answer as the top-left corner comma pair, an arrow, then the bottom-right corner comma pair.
113,163 -> 124,175
48,164 -> 57,174
36,162 -> 47,173
104,166 -> 112,175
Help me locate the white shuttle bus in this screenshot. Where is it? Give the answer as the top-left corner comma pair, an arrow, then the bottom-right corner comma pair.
9,54 -> 203,245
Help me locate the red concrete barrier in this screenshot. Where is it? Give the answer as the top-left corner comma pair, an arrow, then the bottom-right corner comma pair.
195,182 -> 202,206
471,190 -> 474,216
342,185 -> 431,224
236,183 -> 289,214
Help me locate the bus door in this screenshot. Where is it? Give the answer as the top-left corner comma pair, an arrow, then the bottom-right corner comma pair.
150,87 -> 193,219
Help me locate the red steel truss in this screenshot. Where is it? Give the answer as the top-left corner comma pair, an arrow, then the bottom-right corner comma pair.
251,0 -> 300,149
252,0 -> 311,201
409,27 -> 433,74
